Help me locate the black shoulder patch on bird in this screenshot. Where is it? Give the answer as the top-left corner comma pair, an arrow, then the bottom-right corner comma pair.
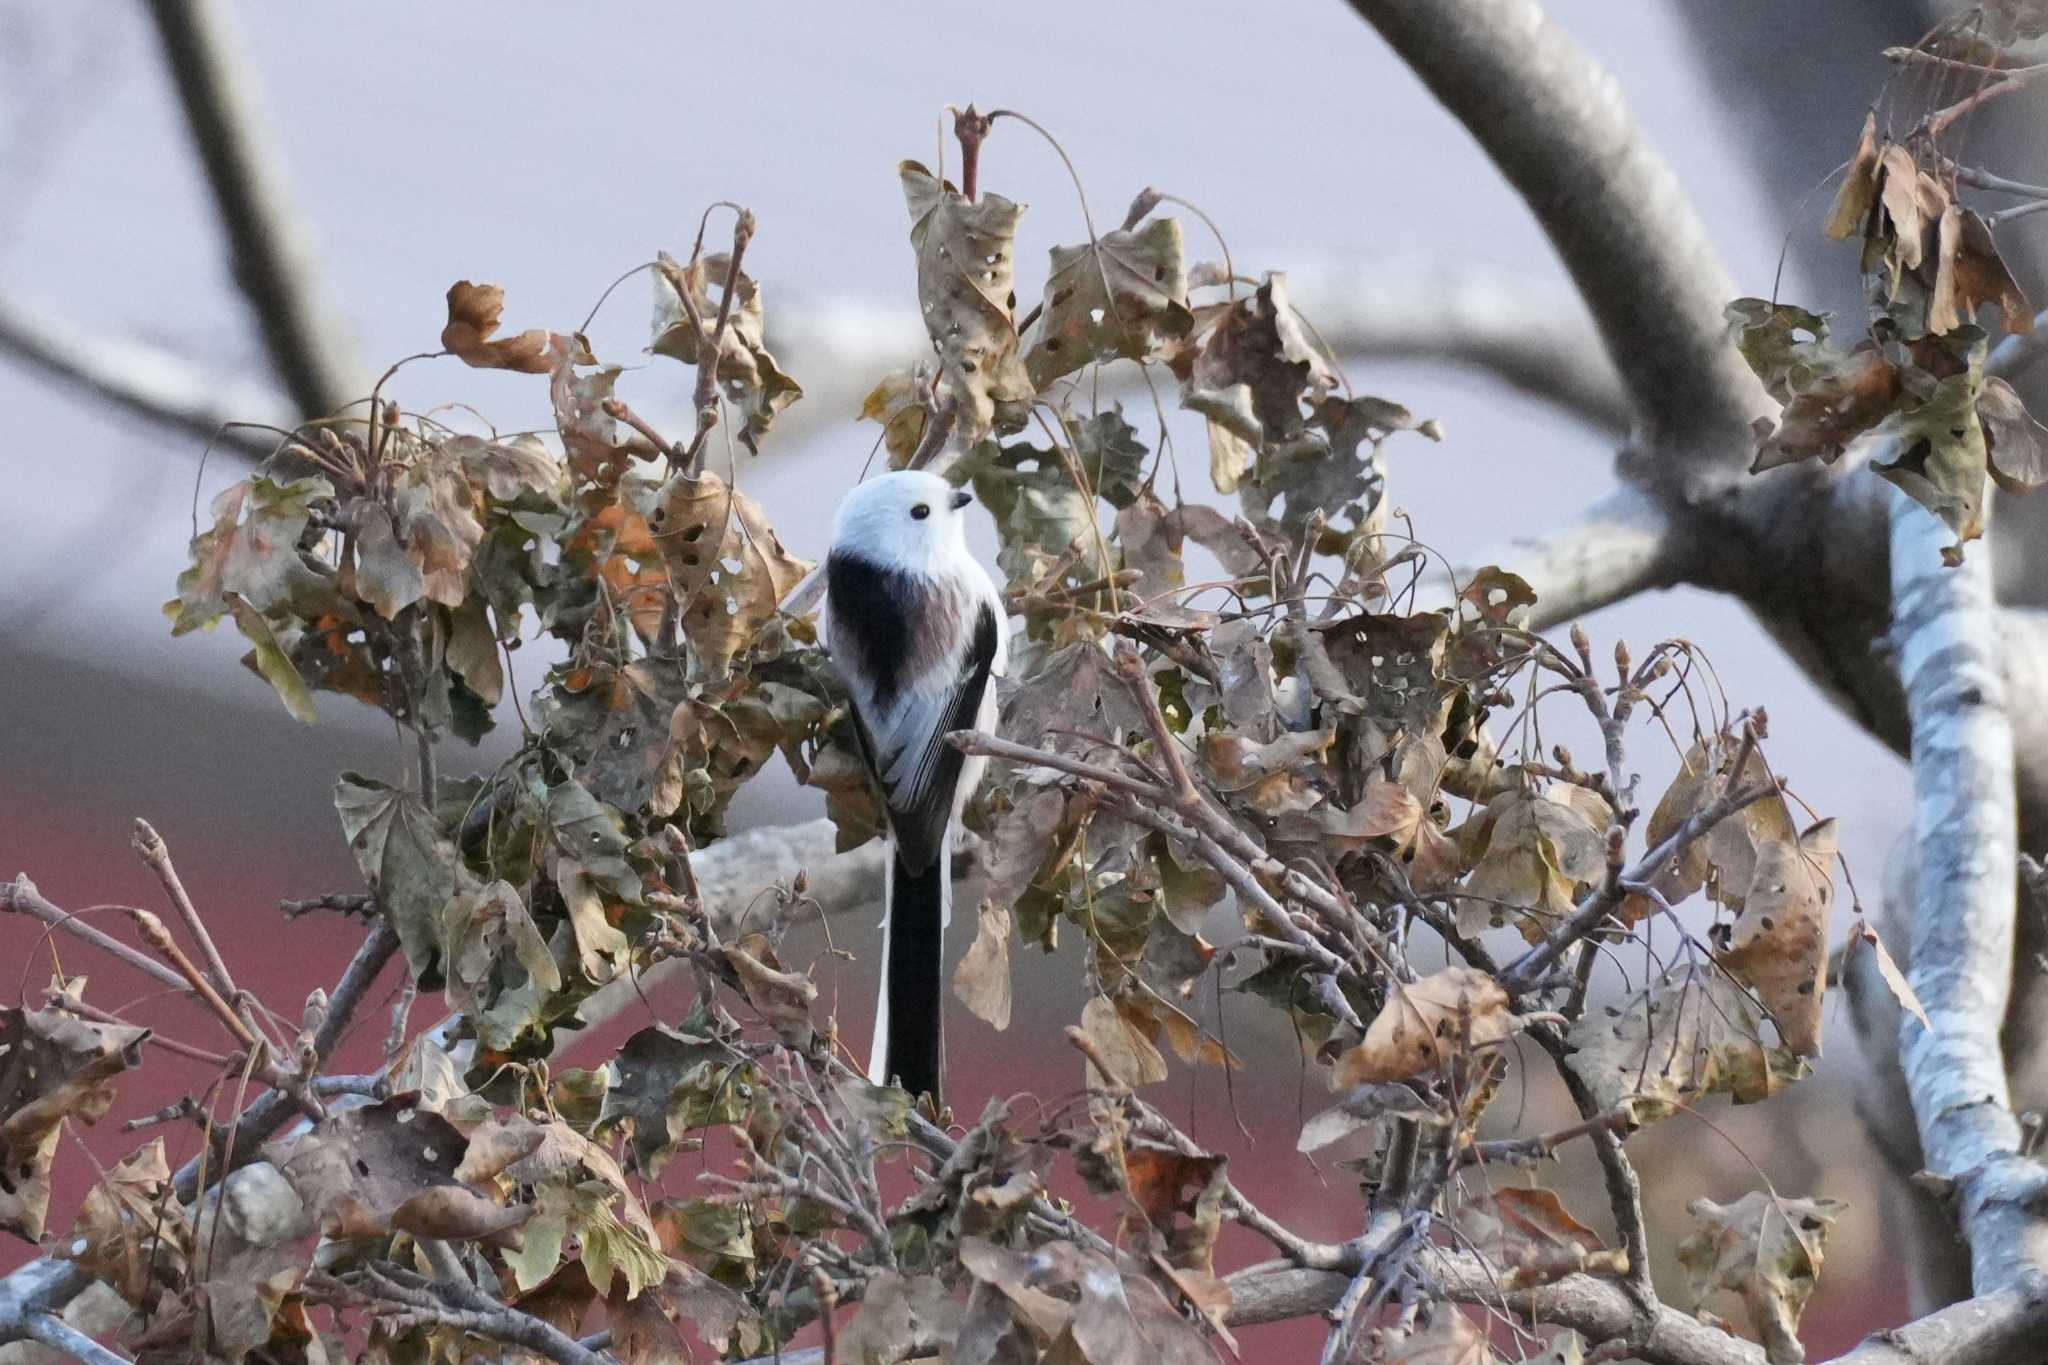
826,550 -> 915,710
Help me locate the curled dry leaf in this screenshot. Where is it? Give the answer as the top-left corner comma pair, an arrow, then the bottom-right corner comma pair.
1847,920 -> 1931,1032
1024,215 -> 1193,388
1333,966 -> 1516,1085
1930,206 -> 2032,338
1457,1187 -> 1629,1291
335,770 -> 472,982
860,368 -> 934,468
1716,818 -> 1837,1057
1077,994 -> 1169,1088
1979,376 -> 2048,493
726,933 -> 818,1047
0,1005 -> 150,1240
279,1093 -> 468,1240
1726,300 -> 1901,470
1181,273 -> 1333,475
954,899 -> 1015,1029
1823,113 -> 1881,242
1119,1143 -> 1229,1275
389,1183 -> 532,1245
440,878 -> 562,1052
837,1270 -> 962,1365
1298,1082 -> 1444,1153
443,280 -> 569,374
650,249 -> 804,453
901,159 -> 1034,440
1566,965 -> 1808,1128
1678,1190 -> 1844,1365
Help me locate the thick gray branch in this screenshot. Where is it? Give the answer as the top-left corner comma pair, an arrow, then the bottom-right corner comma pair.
1890,493 -> 2047,1294
0,291 -> 288,458
144,0 -> 359,418
1343,0 -> 1766,473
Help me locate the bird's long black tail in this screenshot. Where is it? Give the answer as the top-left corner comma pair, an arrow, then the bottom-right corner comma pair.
873,847 -> 945,1102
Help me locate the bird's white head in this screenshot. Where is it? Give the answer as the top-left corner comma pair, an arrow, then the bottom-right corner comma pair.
829,469 -> 977,574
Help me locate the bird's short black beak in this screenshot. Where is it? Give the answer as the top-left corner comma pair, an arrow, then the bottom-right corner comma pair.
951,490 -> 973,510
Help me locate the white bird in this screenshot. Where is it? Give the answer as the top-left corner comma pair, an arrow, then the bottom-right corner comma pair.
823,469 -> 1007,1101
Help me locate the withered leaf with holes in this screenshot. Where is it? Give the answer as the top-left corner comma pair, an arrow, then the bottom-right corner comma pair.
1715,818 -> 1837,1058
538,658 -> 692,815
1181,273 -> 1333,465
650,250 -> 803,454
901,160 -> 1034,441
649,468 -> 811,678
1679,1190 -> 1844,1365
442,280 -> 572,374
278,1093 -> 468,1240
1024,215 -> 1192,388
599,1025 -> 752,1178
1565,964 -> 1808,1129
1725,299 -> 1901,470
440,878 -> 562,1052
1333,966 -> 1516,1085
0,1005 -> 149,1240
1874,342 -> 1990,553
1120,1143 -> 1229,1275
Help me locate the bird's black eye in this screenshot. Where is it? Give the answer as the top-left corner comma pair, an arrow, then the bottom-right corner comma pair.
910,503 -> 931,520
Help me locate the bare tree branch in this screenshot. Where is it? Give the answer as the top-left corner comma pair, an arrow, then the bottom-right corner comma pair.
1889,494 -> 2048,1294
144,0 -> 359,418
0,290 -> 287,457
1343,0 -> 1766,476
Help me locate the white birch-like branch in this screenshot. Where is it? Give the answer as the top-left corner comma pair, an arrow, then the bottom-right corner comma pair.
1889,493 -> 2048,1294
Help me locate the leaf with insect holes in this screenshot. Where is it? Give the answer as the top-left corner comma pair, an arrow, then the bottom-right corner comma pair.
537,658 -> 692,815
648,468 -> 812,678
69,1138 -> 183,1297
335,771 -> 473,982
1726,299 -> 1901,470
1566,964 -> 1808,1129
1334,966 -> 1517,1085
600,1025 -> 754,1177
1875,341 -> 1990,553
1457,1187 -> 1629,1291
964,433 -> 1102,584
726,933 -> 817,1047
278,1094 -> 468,1241
1181,274 -> 1333,467
443,280 -> 572,374
901,160 -> 1034,441
440,878 -> 562,1052
1679,1190 -> 1844,1365
1024,215 -> 1192,388
1716,818 -> 1837,1058
650,249 -> 804,454
1244,393 -> 1430,548
0,1005 -> 149,1241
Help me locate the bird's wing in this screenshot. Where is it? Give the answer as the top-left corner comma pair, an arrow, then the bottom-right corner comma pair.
825,552 -> 1000,872
873,600 -> 999,870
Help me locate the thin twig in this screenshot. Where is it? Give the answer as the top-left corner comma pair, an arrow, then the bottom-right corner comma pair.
131,819 -> 238,1000
2,877 -> 191,993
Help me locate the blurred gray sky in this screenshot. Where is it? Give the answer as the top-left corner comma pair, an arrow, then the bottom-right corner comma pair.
0,0 -> 1899,857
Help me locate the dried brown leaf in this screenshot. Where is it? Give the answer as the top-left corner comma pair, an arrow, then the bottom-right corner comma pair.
955,899 -> 1015,1029
442,281 -> 569,374
1678,1190 -> 1844,1365
1334,967 -> 1515,1085
901,160 -> 1034,440
1716,818 -> 1837,1057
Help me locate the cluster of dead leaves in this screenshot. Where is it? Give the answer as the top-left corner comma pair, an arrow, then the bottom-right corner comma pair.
1734,107 -> 2048,556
